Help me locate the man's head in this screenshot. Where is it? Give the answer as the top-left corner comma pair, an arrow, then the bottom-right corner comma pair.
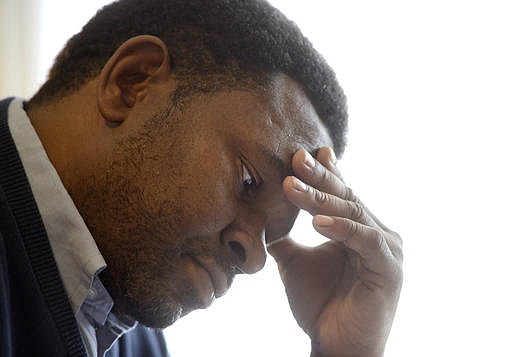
29,0 -> 347,156
27,0 -> 347,328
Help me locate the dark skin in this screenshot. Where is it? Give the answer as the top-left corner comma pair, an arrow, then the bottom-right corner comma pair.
28,36 -> 402,356
275,150 -> 403,356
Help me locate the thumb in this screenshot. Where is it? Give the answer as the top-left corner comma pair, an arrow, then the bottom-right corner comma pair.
266,235 -> 304,274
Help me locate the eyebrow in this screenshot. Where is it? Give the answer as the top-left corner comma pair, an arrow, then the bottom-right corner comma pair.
258,143 -> 293,180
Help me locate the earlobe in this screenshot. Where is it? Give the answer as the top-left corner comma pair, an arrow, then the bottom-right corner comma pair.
97,35 -> 172,124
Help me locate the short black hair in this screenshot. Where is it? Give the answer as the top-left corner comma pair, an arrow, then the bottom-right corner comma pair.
29,0 -> 348,156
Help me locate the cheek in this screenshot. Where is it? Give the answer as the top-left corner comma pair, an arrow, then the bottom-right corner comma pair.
152,129 -> 239,236
178,163 -> 239,236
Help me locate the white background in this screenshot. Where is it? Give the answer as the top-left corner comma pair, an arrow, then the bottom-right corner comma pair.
6,0 -> 512,356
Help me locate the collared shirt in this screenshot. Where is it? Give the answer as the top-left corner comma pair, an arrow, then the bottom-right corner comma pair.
7,98 -> 136,356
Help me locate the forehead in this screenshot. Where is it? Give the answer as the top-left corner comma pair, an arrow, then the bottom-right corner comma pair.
179,73 -> 333,173
239,73 -> 333,163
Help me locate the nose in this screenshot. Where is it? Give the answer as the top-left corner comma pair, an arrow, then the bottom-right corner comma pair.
221,227 -> 266,274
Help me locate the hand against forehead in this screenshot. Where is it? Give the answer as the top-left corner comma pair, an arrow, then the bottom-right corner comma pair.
268,147 -> 403,357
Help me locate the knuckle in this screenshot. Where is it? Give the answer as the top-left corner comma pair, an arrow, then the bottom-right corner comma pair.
343,185 -> 356,201
319,164 -> 330,183
313,189 -> 329,206
386,231 -> 404,262
364,228 -> 387,255
313,164 -> 334,190
348,201 -> 366,223
374,230 -> 387,252
345,220 -> 360,240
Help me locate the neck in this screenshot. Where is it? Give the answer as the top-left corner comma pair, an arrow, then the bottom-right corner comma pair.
25,80 -> 102,192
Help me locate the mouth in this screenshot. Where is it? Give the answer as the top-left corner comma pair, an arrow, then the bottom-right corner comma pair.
190,256 -> 229,298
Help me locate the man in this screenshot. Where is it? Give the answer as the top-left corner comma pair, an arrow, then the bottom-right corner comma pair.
0,0 -> 403,356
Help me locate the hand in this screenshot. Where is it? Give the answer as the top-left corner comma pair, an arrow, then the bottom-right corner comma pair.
267,147 -> 403,357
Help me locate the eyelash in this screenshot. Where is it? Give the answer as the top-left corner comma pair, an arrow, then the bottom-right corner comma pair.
241,162 -> 259,193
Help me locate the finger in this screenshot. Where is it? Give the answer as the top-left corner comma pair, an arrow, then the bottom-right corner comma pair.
362,210 -> 403,263
316,146 -> 342,178
287,148 -> 400,258
283,176 -> 372,225
291,149 -> 359,203
312,215 -> 395,274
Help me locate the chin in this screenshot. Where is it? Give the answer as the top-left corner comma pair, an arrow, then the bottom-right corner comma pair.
120,288 -> 204,329
123,298 -> 185,329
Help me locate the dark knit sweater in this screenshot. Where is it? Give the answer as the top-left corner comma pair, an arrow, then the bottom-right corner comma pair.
0,97 -> 169,357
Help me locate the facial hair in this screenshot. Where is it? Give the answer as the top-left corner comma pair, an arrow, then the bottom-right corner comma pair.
73,106 -> 235,328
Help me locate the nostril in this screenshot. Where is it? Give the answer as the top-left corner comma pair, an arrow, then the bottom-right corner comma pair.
228,241 -> 246,263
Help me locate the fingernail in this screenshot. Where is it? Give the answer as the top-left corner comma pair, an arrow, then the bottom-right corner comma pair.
293,177 -> 308,192
327,147 -> 337,166
303,151 -> 315,169
315,215 -> 334,226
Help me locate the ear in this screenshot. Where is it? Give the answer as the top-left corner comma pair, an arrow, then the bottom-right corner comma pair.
97,35 -> 172,124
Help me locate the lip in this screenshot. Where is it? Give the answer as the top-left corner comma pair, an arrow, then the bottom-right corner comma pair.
192,256 -> 229,298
